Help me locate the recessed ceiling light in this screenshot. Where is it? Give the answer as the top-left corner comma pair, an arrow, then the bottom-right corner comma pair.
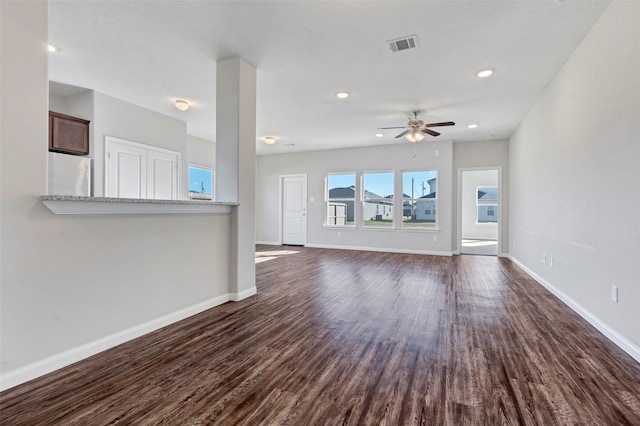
336,92 -> 349,99
264,136 -> 276,145
468,123 -> 479,129
175,99 -> 189,111
376,133 -> 383,138
477,69 -> 493,78
47,44 -> 58,53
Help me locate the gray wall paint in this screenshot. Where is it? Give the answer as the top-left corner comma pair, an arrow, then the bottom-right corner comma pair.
257,141 -> 454,254
92,91 -> 188,198
1,1 -> 231,376
186,135 -> 215,170
509,2 -> 640,349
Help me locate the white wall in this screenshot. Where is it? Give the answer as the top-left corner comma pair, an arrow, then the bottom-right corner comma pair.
257,141 -> 454,255
461,169 -> 498,240
1,0 -> 233,388
509,2 -> 640,354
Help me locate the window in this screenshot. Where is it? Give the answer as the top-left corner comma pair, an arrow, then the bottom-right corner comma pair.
477,186 -> 498,223
402,170 -> 437,228
188,166 -> 214,200
326,173 -> 356,226
363,172 -> 394,227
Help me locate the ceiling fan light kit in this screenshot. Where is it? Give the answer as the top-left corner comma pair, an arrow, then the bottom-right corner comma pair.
405,130 -> 424,143
378,111 -> 455,143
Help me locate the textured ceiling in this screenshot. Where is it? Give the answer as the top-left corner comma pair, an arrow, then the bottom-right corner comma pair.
48,0 -> 610,155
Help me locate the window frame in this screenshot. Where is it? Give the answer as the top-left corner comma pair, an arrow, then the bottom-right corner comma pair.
361,171 -> 395,228
476,186 -> 498,224
401,169 -> 439,230
325,172 -> 357,227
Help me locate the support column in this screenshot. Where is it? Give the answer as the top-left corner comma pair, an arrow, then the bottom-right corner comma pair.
215,57 -> 256,298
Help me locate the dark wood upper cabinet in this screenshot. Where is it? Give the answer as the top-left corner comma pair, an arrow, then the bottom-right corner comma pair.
49,111 -> 90,155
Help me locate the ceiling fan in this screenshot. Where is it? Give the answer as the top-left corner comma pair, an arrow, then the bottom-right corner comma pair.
379,111 -> 455,142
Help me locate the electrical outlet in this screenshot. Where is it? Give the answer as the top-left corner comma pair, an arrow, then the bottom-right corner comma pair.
611,285 -> 618,303
541,253 -> 546,264
433,235 -> 438,242
337,232 -> 341,237
309,196 -> 315,202
549,257 -> 553,267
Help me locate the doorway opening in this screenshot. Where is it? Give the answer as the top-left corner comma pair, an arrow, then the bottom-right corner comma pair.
459,169 -> 500,256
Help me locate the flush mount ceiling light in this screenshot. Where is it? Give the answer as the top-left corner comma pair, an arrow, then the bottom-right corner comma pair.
405,130 -> 425,143
468,123 -> 479,129
47,44 -> 58,52
264,136 -> 276,145
477,69 -> 494,78
336,91 -> 349,99
175,100 -> 189,111
376,133 -> 384,138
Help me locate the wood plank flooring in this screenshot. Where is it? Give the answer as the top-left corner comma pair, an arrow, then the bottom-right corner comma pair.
1,246 -> 639,425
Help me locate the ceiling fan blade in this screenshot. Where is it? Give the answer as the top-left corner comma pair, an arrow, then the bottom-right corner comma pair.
422,128 -> 441,137
424,121 -> 455,127
378,126 -> 406,129
394,130 -> 410,138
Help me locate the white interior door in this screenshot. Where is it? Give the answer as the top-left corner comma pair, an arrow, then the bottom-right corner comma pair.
282,175 -> 307,245
107,140 -> 147,198
147,150 -> 178,200
106,136 -> 179,200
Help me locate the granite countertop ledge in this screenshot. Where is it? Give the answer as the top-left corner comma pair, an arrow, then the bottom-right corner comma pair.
41,195 -> 238,215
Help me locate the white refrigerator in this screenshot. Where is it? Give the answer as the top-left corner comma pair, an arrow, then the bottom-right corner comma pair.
48,152 -> 91,196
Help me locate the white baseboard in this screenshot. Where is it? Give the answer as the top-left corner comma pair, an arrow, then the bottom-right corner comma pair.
230,286 -> 257,301
305,243 -> 452,257
0,294 -> 234,392
255,241 -> 281,246
452,250 -> 461,255
509,256 -> 640,363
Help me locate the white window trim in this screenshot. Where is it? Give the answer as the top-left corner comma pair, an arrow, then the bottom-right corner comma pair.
325,172 -> 357,227
362,170 -> 395,229
400,168 -> 439,230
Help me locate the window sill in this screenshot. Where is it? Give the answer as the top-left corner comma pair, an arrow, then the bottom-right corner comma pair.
323,225 -> 356,230
41,195 -> 237,215
398,227 -> 440,233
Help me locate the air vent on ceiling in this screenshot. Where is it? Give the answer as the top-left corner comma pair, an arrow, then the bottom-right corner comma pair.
388,35 -> 419,52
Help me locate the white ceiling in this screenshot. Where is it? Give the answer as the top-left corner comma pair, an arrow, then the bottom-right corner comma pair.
48,0 -> 610,155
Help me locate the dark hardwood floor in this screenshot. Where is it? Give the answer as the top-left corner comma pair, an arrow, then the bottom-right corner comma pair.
1,246 -> 639,425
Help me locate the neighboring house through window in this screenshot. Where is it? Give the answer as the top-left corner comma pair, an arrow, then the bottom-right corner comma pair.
326,173 -> 356,226
477,186 -> 498,223
403,170 -> 437,228
362,171 -> 394,227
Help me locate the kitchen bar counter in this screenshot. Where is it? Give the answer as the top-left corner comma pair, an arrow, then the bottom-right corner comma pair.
41,195 -> 237,215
